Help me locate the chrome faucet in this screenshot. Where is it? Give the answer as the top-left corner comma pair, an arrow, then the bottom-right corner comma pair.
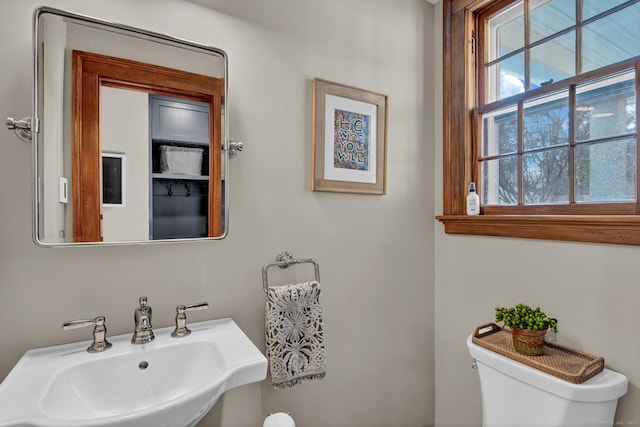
62,316 -> 112,353
131,296 -> 154,344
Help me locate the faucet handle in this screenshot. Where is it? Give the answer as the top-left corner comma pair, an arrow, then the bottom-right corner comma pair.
171,302 -> 209,338
62,316 -> 112,353
134,296 -> 152,320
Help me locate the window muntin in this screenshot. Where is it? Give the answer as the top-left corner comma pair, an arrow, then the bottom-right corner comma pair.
479,0 -> 640,210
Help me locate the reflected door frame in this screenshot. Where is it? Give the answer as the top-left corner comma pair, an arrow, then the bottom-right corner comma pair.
72,50 -> 224,242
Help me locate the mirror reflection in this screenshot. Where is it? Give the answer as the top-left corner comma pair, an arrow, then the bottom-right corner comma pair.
35,7 -> 228,245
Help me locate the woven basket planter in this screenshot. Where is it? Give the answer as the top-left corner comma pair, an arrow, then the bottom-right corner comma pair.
511,328 -> 548,356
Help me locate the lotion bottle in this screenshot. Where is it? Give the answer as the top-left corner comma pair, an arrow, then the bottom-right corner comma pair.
466,182 -> 480,215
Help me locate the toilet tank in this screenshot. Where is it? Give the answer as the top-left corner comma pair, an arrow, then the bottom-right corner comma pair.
467,336 -> 628,427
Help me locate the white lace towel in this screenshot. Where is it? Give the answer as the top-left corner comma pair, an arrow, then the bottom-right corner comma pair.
265,281 -> 326,389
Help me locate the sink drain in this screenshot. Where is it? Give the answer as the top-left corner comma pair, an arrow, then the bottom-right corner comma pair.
138,361 -> 149,369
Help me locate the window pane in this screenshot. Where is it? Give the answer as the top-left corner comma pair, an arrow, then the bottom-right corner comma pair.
482,108 -> 518,157
575,138 -> 637,202
487,53 -> 525,103
582,2 -> 640,73
582,0 -> 627,21
488,1 -> 524,61
530,0 -> 575,43
477,0 -> 640,215
530,31 -> 576,86
523,148 -> 569,204
523,92 -> 569,151
481,156 -> 518,205
575,71 -> 636,142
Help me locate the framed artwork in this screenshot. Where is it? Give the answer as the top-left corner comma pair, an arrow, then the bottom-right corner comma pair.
102,151 -> 126,207
312,78 -> 388,195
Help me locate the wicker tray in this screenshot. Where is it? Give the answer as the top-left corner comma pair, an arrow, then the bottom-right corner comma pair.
472,323 -> 604,384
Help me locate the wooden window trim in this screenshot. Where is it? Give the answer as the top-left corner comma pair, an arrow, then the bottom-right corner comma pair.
72,50 -> 224,242
437,0 -> 640,246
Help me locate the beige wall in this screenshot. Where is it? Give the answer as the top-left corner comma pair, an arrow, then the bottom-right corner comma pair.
432,3 -> 640,427
101,87 -> 150,241
0,1 -> 435,426
5,1 -> 634,427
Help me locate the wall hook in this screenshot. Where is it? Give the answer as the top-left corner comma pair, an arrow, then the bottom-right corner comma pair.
167,183 -> 173,196
5,117 -> 37,143
228,140 -> 243,159
185,183 -> 191,197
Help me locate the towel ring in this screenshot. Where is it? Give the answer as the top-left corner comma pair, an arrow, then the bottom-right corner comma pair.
262,251 -> 320,294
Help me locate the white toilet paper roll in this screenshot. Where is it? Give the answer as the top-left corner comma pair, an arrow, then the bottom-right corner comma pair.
263,412 -> 296,427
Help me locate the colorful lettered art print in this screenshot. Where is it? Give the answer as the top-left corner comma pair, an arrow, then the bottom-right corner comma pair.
312,78 -> 388,195
323,94 -> 377,184
333,109 -> 370,171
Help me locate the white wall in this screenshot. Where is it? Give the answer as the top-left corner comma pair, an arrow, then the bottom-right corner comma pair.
432,3 -> 640,427
41,15 -> 67,243
0,1 -> 435,426
101,87 -> 149,241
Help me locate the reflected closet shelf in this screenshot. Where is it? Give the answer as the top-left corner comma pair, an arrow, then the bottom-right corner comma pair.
152,173 -> 209,181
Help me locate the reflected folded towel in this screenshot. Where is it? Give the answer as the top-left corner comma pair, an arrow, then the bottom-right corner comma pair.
265,281 -> 326,389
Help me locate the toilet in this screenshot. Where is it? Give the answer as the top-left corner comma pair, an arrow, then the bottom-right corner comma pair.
467,335 -> 628,427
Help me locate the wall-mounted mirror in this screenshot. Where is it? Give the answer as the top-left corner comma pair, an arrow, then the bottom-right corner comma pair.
34,7 -> 229,246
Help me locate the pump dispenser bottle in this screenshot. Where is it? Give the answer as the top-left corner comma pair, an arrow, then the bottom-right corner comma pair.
466,182 -> 480,215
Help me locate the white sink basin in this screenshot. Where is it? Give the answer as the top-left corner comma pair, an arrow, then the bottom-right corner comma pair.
0,318 -> 267,427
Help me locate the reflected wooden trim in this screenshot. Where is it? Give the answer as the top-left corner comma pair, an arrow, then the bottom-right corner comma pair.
210,93 -> 223,235
72,50 -> 224,242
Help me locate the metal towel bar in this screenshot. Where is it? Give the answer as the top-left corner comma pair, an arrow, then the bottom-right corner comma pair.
262,251 -> 320,294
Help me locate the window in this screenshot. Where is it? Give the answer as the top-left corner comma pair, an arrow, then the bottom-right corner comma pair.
439,0 -> 640,245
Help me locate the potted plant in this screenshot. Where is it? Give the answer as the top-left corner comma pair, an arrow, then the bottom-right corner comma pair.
495,304 -> 558,356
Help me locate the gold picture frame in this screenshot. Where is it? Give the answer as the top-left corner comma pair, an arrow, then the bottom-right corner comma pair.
311,78 -> 388,195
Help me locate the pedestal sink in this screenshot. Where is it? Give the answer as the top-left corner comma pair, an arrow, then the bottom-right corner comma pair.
0,318 -> 267,427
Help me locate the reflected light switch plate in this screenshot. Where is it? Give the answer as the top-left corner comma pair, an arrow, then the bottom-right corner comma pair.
59,177 -> 68,203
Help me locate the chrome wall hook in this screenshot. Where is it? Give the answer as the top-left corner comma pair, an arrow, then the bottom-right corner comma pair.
5,117 -> 36,143
228,140 -> 243,159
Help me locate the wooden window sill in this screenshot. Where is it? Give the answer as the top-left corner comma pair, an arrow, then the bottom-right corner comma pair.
436,215 -> 640,246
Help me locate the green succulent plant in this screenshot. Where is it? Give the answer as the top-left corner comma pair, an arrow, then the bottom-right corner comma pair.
495,303 -> 558,333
